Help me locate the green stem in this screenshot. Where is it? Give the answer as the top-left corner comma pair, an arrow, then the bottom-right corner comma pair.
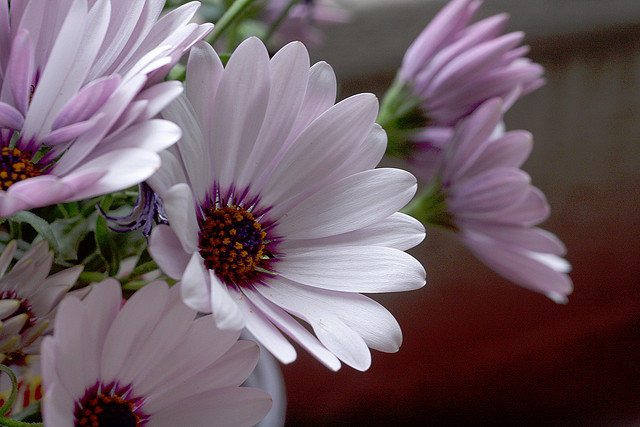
79,271 -> 106,283
377,78 -> 420,129
0,418 -> 42,427
264,0 -> 300,42
206,0 -> 259,45
402,181 -> 458,232
122,261 -> 159,283
0,366 -> 17,417
377,78 -> 427,159
0,367 -> 41,427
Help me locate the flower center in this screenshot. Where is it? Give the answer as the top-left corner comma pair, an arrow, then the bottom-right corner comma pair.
198,205 -> 268,285
0,290 -> 37,331
75,392 -> 140,427
0,147 -> 41,191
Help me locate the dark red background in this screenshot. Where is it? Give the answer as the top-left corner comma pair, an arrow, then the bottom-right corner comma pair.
281,26 -> 640,426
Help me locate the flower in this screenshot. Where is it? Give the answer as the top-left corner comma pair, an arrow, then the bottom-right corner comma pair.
148,38 -> 426,371
263,0 -> 349,47
0,240 -> 82,365
380,0 -> 544,179
41,279 -> 272,427
420,98 -> 572,302
0,0 -> 213,216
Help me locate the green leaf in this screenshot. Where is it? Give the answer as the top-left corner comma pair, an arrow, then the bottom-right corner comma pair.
9,212 -> 60,254
95,197 -> 120,277
49,216 -> 92,262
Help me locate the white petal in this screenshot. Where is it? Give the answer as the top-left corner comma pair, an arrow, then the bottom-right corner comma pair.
162,183 -> 199,253
233,294 -> 298,366
271,168 -> 417,239
258,93 -> 378,208
276,246 -> 426,293
236,41 -> 310,195
180,253 -> 212,313
210,37 -> 270,200
100,281 -> 168,386
259,278 -> 402,353
161,94 -> 210,202
242,287 -> 340,370
150,387 -> 272,427
280,212 -> 425,252
209,270 -> 244,330
148,225 -> 191,280
289,61 -> 337,137
185,41 -> 223,145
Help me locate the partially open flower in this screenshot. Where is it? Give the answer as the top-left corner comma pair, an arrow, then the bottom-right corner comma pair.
0,241 -> 81,366
379,0 -> 544,179
41,279 -> 272,427
418,99 -> 572,302
0,0 -> 212,216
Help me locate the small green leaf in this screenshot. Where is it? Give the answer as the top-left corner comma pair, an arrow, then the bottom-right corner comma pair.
95,197 -> 120,277
49,216 -> 92,262
9,212 -> 60,254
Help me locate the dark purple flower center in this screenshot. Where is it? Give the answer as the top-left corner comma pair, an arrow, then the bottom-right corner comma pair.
198,205 -> 268,285
0,147 -> 41,190
0,290 -> 36,331
74,392 -> 140,427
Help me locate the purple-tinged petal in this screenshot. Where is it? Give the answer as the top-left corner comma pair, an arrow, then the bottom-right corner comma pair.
42,116 -> 100,146
51,75 -> 121,131
272,168 -> 416,239
237,41 -> 310,195
462,230 -> 573,303
64,147 -> 160,201
0,101 -> 24,130
6,29 -> 33,115
210,37 -> 271,200
258,93 -> 378,208
148,225 -> 191,280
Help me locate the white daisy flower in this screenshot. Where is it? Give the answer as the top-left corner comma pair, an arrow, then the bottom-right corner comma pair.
148,38 -> 426,371
41,279 -> 272,427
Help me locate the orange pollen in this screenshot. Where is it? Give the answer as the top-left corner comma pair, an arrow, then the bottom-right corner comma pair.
198,205 -> 268,285
0,147 -> 41,191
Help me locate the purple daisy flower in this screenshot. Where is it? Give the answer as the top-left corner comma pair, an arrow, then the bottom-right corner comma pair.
0,240 -> 82,366
41,279 -> 272,427
148,38 -> 426,371
381,0 -> 544,179
0,0 -> 212,216
422,98 -> 572,302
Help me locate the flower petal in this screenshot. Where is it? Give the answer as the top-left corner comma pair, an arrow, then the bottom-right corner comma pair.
276,246 -> 426,293
271,168 -> 417,239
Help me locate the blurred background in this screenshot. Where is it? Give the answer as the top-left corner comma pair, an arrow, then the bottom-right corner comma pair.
280,0 -> 640,425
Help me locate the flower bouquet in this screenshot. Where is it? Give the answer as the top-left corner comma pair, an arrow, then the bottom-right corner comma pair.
0,0 -> 571,425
